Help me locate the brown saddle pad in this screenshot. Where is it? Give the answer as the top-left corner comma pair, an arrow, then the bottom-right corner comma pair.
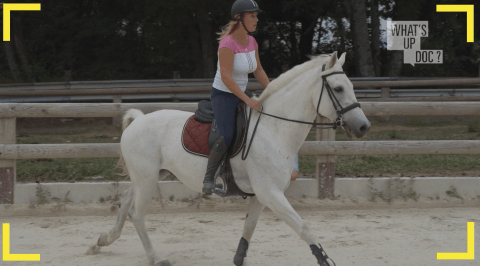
181,113 -> 254,198
182,115 -> 211,157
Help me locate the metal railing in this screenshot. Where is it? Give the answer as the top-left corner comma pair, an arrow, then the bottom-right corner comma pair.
1,78 -> 480,103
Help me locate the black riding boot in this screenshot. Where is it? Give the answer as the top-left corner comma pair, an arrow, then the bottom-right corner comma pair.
203,136 -> 228,195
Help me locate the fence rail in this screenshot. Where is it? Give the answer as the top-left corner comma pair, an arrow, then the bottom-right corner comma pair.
299,140 -> 480,156
3,90 -> 480,104
1,140 -> 480,160
1,77 -> 478,91
1,102 -> 479,118
0,144 -> 120,159
0,78 -> 479,99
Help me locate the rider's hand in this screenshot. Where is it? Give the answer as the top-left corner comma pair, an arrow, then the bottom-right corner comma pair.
247,99 -> 261,112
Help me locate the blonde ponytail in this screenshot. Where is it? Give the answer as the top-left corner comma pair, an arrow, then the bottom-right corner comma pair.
217,14 -> 242,42
217,21 -> 239,42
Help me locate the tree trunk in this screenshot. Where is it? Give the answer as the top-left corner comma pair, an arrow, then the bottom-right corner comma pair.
345,0 -> 375,77
345,0 -> 354,55
187,13 -> 204,78
314,17 -> 324,53
197,14 -> 215,78
333,16 -> 347,52
3,42 -> 21,82
289,20 -> 298,65
298,17 -> 317,63
388,51 -> 403,77
386,0 -> 422,77
12,18 -> 35,82
370,0 -> 381,76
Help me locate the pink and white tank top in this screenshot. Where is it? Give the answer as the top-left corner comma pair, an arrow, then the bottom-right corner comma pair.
212,35 -> 258,93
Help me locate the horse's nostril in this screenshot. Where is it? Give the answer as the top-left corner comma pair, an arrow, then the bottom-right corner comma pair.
360,125 -> 366,132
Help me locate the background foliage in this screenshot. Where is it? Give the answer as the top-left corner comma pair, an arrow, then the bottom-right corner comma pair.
1,0 -> 479,83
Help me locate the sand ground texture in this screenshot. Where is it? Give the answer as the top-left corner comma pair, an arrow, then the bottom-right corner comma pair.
2,197 -> 480,266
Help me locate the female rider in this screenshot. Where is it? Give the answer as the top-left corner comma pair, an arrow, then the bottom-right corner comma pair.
203,0 -> 270,195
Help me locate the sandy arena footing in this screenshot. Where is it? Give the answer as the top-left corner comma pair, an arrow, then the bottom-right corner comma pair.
1,197 -> 480,266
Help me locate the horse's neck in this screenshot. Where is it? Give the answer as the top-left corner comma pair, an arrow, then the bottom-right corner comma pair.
258,80 -> 318,154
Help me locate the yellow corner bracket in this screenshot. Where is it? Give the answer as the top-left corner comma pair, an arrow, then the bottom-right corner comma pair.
3,3 -> 41,41
2,223 -> 41,261
436,5 -> 474,43
437,222 -> 474,260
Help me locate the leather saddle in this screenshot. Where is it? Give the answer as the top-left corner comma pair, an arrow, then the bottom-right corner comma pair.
195,100 -> 246,157
181,92 -> 255,198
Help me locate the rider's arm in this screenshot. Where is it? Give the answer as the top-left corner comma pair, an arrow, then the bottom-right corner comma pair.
253,48 -> 269,88
218,47 -> 252,103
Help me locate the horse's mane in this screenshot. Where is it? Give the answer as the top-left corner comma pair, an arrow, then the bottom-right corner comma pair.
257,54 -> 332,103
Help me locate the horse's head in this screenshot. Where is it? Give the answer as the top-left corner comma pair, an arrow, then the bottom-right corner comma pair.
314,52 -> 370,139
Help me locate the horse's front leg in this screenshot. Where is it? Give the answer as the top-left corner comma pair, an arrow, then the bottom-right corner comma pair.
256,189 -> 335,266
234,196 -> 265,266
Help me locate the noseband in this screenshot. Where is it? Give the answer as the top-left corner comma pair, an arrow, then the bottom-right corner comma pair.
241,63 -> 361,160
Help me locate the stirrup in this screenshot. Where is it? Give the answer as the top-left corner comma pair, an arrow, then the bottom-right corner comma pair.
202,183 -> 223,195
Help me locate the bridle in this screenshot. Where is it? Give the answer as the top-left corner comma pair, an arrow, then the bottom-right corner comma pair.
315,64 -> 361,129
241,63 -> 361,160
260,64 -> 361,130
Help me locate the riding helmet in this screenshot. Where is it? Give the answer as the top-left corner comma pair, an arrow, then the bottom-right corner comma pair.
231,0 -> 262,20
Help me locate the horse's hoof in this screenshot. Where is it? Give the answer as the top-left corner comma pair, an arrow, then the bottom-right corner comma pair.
233,255 -> 245,266
97,233 -> 108,246
234,237 -> 249,266
310,244 -> 335,266
85,244 -> 101,255
154,260 -> 172,266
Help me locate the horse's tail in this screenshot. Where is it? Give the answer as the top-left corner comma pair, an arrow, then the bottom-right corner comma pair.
116,109 -> 144,179
122,109 -> 144,132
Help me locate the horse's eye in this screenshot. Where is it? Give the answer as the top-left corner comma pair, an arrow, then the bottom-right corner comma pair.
334,87 -> 343,93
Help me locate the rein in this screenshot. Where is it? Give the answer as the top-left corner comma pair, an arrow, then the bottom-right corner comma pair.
241,64 -> 361,160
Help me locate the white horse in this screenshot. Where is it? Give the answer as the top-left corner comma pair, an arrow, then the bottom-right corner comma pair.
89,52 -> 370,266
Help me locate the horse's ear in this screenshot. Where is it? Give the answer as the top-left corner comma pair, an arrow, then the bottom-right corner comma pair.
338,52 -> 346,67
328,51 -> 338,69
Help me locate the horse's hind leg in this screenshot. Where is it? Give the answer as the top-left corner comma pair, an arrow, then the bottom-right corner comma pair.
130,173 -> 170,266
234,196 -> 265,266
96,186 -> 134,247
86,186 -> 135,255
257,190 -> 335,266
127,170 -> 169,220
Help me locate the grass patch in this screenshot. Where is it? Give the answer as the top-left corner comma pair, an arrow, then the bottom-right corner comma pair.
299,155 -> 316,175
335,154 -> 480,177
467,122 -> 480,133
402,117 -> 452,127
17,135 -> 120,144
299,153 -> 480,177
17,158 -> 124,183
